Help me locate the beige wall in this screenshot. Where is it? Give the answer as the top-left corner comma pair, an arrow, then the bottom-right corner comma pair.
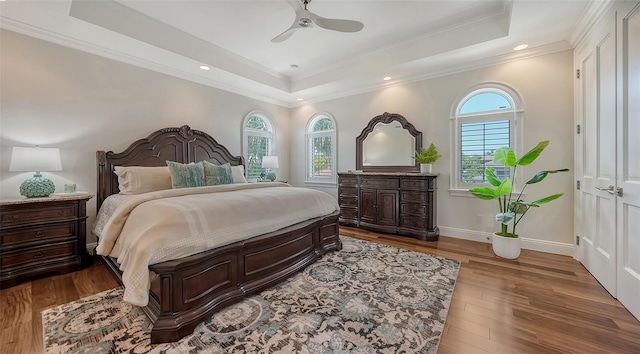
0,30 -> 289,243
290,50 -> 575,252
0,29 -> 575,253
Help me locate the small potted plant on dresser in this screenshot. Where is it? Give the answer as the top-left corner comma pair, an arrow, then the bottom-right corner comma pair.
469,141 -> 569,259
414,143 -> 442,173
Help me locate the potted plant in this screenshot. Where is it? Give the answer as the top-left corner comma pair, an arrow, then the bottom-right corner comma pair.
414,143 -> 442,173
469,141 -> 569,259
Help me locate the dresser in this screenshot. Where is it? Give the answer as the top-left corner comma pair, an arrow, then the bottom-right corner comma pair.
338,172 -> 439,241
0,194 -> 93,288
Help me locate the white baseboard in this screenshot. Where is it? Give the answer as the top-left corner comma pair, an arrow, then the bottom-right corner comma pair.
86,242 -> 97,255
438,226 -> 574,256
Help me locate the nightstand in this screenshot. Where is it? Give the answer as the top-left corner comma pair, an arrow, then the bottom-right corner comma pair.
0,193 -> 93,288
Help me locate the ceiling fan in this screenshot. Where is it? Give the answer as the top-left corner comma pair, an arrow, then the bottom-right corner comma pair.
271,0 -> 364,43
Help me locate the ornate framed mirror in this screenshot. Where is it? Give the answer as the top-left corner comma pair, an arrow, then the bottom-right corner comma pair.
356,112 -> 422,172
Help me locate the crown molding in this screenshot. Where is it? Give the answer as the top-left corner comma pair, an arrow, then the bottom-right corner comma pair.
569,0 -> 616,46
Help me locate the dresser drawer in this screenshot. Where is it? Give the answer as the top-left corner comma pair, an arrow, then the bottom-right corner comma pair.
401,216 -> 427,229
1,204 -> 76,227
339,206 -> 358,219
339,187 -> 358,197
400,179 -> 425,190
1,241 -> 76,268
338,195 -> 358,207
1,222 -> 76,249
339,176 -> 357,187
401,203 -> 426,215
360,178 -> 399,188
401,191 -> 427,204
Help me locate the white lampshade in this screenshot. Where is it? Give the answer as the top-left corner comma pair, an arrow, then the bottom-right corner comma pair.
9,147 -> 62,172
261,155 -> 279,169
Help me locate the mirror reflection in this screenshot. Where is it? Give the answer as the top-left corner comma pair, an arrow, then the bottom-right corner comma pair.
363,122 -> 415,166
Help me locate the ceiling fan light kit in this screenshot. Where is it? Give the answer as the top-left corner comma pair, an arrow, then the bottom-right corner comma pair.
271,0 -> 364,43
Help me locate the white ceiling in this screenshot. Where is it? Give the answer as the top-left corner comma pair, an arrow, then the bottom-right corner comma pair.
0,0 -> 598,107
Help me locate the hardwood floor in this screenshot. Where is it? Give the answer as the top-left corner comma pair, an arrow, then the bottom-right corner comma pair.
1,228 -> 639,353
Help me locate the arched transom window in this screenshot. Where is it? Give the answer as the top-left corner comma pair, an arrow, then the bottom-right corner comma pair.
242,112 -> 275,181
306,113 -> 337,184
450,84 -> 523,194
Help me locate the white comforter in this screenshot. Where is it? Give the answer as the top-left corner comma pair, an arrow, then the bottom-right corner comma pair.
95,182 -> 339,306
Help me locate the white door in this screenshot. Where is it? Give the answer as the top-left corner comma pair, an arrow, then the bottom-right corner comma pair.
575,15 -> 617,295
616,1 -> 640,320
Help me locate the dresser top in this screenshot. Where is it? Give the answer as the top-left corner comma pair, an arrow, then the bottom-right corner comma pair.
338,171 -> 439,177
0,193 -> 94,206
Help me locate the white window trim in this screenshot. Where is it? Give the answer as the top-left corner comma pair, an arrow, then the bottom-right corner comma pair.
448,82 -> 524,196
305,112 -> 337,186
242,111 -> 276,181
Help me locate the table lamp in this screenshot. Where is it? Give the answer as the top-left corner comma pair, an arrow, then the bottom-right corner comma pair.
261,155 -> 279,181
9,146 -> 62,197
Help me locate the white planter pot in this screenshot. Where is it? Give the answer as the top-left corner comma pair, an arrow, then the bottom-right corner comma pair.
420,163 -> 432,173
492,233 -> 521,259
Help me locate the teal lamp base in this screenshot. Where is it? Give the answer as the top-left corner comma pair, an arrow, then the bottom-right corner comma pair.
19,173 -> 55,198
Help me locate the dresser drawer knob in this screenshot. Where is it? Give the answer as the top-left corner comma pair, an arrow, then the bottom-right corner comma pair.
13,215 -> 20,220
34,252 -> 44,259
59,210 -> 65,215
35,231 -> 45,238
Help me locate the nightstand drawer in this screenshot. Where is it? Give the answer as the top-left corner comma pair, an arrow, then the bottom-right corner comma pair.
1,241 -> 76,268
0,204 -> 76,227
1,222 -> 76,248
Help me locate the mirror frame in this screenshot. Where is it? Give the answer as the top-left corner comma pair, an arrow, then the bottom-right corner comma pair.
356,112 -> 422,172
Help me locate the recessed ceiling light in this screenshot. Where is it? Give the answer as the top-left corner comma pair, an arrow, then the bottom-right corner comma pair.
383,76 -> 392,81
297,98 -> 304,101
514,44 -> 528,51
199,65 -> 210,70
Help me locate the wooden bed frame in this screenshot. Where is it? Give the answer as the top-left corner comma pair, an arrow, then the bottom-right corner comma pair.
95,125 -> 341,343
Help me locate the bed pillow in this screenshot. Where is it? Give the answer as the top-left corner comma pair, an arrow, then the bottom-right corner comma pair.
231,165 -> 248,183
166,161 -> 205,188
202,161 -> 234,186
114,166 -> 172,194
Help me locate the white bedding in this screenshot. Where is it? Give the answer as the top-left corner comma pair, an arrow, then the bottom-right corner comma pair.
94,182 -> 339,306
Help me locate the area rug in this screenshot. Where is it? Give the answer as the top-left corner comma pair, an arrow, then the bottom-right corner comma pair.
42,236 -> 460,353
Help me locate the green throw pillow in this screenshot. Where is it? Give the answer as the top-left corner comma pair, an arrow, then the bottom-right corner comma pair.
166,161 -> 205,188
202,161 -> 234,186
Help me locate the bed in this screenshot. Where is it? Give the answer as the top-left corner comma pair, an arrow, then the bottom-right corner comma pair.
94,125 -> 341,344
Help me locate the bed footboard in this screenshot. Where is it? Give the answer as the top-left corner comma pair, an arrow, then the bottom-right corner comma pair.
142,212 -> 340,344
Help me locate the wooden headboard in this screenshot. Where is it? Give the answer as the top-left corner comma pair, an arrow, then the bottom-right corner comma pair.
96,125 -> 245,210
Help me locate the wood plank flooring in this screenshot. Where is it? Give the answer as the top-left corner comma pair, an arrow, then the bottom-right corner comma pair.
1,227 -> 639,353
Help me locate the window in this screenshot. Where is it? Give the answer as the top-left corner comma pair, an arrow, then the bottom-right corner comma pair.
242,112 -> 275,181
450,84 -> 523,195
305,113 -> 337,184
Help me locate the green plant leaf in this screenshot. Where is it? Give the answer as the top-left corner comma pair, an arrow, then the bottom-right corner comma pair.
496,212 -> 515,225
469,187 -> 497,200
485,167 -> 501,187
531,193 -> 564,204
525,171 -> 548,184
494,147 -> 516,167
495,178 -> 512,197
525,168 -> 570,184
517,141 -> 549,166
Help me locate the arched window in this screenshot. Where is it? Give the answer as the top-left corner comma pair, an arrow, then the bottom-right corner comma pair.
450,83 -> 523,194
305,113 -> 337,184
242,111 -> 275,181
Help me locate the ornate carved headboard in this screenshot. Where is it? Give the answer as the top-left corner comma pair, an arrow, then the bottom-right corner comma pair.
96,125 -> 244,210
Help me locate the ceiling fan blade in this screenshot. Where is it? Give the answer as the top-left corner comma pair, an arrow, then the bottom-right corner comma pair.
271,0 -> 308,43
310,13 -> 363,33
271,27 -> 298,43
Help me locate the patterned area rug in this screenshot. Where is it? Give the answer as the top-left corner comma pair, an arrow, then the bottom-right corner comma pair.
42,237 -> 460,353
